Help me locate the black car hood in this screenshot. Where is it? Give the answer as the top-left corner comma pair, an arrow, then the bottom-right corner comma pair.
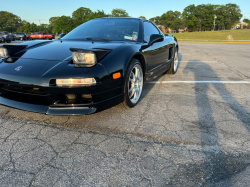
14,40 -> 124,61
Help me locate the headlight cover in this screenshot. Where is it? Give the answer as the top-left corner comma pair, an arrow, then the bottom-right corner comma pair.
72,51 -> 97,67
0,47 -> 9,59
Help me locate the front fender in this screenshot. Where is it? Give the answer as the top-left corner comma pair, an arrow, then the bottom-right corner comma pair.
100,43 -> 143,87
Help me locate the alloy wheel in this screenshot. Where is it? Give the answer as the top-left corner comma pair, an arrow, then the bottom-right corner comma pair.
128,64 -> 143,104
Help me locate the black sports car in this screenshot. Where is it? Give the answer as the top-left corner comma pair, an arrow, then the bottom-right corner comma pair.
0,18 -> 178,115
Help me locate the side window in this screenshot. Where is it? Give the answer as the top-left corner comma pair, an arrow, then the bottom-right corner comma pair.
143,22 -> 160,43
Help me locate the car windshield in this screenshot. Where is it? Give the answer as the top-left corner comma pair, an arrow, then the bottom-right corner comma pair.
62,18 -> 140,42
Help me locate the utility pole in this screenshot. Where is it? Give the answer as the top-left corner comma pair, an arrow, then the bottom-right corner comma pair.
213,15 -> 217,31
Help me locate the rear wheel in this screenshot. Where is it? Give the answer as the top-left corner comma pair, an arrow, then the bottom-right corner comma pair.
121,59 -> 143,108
166,47 -> 178,74
6,40 -> 11,43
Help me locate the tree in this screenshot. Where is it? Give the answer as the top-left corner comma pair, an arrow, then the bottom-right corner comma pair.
149,16 -> 160,24
89,10 -> 108,19
159,11 -> 183,31
0,11 -> 22,32
111,9 -> 129,17
49,16 -> 60,33
182,3 -> 242,31
17,20 -> 39,34
243,18 -> 249,23
54,16 -> 74,33
224,3 -> 242,29
72,7 -> 92,26
139,16 -> 146,19
182,4 -> 200,31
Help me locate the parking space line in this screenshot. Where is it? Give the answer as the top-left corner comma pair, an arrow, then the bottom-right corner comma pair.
149,81 -> 249,84
179,61 -> 218,63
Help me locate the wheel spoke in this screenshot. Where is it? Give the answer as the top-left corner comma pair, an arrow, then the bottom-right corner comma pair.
129,88 -> 135,98
130,72 -> 135,82
135,67 -> 139,78
133,88 -> 138,100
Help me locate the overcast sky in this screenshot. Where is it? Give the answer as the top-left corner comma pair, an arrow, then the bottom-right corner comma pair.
2,0 -> 250,24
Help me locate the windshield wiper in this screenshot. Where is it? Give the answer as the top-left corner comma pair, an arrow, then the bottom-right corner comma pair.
86,38 -> 109,41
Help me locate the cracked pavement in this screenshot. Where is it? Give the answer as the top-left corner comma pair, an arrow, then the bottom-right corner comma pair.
0,43 -> 250,186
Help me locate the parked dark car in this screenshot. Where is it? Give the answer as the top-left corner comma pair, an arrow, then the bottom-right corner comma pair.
0,31 -> 12,43
0,18 -> 178,115
13,33 -> 27,41
11,34 -> 16,41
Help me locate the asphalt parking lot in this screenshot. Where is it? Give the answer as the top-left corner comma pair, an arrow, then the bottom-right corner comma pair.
0,42 -> 250,186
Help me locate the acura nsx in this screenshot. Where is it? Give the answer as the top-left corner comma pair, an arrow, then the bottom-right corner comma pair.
0,17 -> 178,115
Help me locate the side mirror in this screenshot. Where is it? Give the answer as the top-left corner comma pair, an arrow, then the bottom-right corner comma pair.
58,33 -> 66,39
149,34 -> 164,46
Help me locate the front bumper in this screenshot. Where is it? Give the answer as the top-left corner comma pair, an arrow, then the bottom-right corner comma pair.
0,84 -> 123,115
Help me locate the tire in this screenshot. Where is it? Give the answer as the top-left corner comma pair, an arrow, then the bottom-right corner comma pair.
6,40 -> 11,43
121,58 -> 143,108
45,37 -> 49,40
166,47 -> 178,74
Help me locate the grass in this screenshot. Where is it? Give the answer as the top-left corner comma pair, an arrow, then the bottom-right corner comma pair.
171,29 -> 250,41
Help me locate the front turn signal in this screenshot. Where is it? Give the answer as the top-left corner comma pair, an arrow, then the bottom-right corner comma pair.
113,72 -> 121,79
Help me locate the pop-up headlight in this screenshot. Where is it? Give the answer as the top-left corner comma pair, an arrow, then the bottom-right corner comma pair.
72,51 -> 97,67
0,47 -> 9,59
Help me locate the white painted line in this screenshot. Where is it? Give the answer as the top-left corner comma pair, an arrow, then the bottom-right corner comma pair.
149,81 -> 161,84
149,81 -> 249,84
179,61 -> 218,63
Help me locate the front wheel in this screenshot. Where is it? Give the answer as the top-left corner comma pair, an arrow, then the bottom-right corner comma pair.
166,47 -> 178,74
122,59 -> 143,108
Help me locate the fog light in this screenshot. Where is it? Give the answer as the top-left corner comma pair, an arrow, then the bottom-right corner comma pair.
82,94 -> 92,99
66,94 -> 76,100
56,78 -> 96,86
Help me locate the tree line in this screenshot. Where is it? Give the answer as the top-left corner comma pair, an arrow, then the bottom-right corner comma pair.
0,8 -> 130,34
149,3 -> 243,32
0,3 -> 244,34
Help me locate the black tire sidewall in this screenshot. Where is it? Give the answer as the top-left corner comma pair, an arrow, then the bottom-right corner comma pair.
123,59 -> 143,108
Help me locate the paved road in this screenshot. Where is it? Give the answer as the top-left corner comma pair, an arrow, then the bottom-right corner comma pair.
0,42 -> 250,186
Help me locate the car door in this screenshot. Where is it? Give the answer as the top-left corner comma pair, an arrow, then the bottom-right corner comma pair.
39,32 -> 43,39
142,21 -> 169,79
32,32 -> 36,39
